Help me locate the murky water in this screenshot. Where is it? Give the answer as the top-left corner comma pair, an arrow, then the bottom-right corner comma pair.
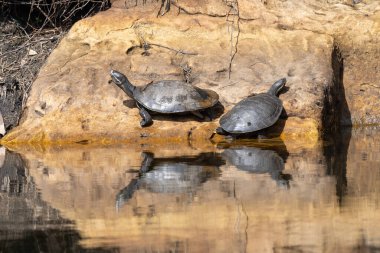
1,127 -> 380,252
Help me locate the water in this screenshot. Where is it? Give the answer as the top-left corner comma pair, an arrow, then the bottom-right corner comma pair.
0,127 -> 380,252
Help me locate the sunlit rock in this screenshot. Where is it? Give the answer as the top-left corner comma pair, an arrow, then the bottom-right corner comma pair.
1,0 -> 379,146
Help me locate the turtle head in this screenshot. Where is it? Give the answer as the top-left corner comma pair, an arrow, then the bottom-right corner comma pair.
110,69 -> 136,98
268,78 -> 286,96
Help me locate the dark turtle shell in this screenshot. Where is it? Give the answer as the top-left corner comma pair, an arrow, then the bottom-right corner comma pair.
219,93 -> 282,133
133,81 -> 219,113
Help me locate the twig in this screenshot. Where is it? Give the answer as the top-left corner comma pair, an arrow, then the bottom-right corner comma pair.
149,43 -> 198,55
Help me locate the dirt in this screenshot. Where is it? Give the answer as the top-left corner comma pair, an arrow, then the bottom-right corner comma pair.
0,18 -> 63,131
0,1 -> 111,133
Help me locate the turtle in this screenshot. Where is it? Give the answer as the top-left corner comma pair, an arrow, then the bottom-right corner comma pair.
222,146 -> 291,188
216,78 -> 287,135
110,70 -> 220,127
115,152 -> 223,209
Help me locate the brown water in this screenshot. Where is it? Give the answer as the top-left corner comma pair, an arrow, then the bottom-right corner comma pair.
1,127 -> 380,252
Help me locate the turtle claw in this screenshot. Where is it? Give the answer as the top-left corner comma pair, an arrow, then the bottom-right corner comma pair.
140,119 -> 152,127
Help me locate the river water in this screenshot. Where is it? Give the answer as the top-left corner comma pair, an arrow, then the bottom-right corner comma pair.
0,127 -> 380,252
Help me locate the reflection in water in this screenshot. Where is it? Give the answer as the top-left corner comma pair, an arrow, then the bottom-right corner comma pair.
116,152 -> 224,209
0,229 -> 119,253
2,127 -> 380,252
324,127 -> 351,205
0,147 -> 118,253
222,146 -> 292,188
0,147 -> 26,194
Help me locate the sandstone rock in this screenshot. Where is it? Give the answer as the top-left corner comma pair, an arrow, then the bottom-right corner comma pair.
1,0 -> 379,145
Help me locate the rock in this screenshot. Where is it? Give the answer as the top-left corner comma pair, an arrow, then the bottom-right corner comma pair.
1,0 -> 379,146
28,49 -> 38,56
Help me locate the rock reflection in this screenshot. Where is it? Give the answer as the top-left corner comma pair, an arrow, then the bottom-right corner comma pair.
116,152 -> 224,209
324,127 -> 351,205
0,147 -> 119,253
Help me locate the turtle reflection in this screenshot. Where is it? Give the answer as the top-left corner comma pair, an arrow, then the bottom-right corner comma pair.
116,152 -> 224,209
222,146 -> 291,188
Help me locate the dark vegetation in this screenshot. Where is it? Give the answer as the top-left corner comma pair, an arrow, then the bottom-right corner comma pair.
0,0 -> 111,131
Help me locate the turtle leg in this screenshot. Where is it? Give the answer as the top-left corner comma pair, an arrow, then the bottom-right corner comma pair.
191,111 -> 212,121
216,127 -> 228,135
136,103 -> 153,127
215,127 -> 236,141
190,111 -> 204,119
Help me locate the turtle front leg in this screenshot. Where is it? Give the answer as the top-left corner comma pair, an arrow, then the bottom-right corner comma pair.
136,103 -> 153,127
216,127 -> 228,135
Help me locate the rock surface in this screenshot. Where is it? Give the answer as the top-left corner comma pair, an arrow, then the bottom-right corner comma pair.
1,0 -> 379,145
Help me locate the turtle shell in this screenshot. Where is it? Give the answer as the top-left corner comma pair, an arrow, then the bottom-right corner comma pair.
219,93 -> 283,133
133,80 -> 219,113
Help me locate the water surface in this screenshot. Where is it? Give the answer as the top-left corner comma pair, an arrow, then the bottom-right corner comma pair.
1,127 -> 380,252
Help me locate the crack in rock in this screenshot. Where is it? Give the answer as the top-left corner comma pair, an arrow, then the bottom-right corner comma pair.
227,0 -> 241,79
106,18 -> 141,36
171,1 -> 229,17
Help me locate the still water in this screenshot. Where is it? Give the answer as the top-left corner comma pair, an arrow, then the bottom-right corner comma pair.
0,127 -> 380,252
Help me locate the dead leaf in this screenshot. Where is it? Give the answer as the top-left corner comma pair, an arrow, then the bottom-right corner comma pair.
28,49 -> 38,56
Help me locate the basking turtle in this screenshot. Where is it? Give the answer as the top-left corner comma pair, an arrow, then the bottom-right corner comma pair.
110,70 -> 219,127
217,78 -> 286,135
